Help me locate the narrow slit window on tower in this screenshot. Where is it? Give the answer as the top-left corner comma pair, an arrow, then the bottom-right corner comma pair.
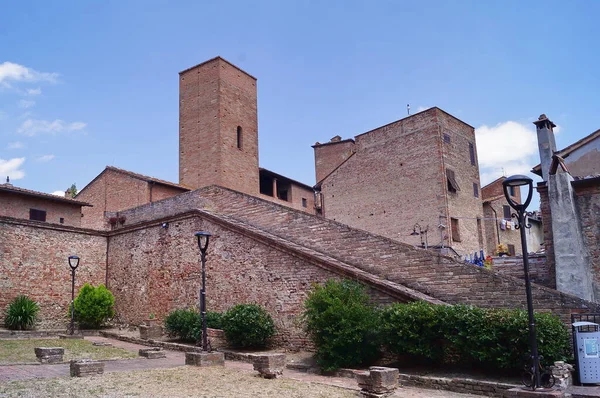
469,142 -> 476,165
236,126 -> 242,149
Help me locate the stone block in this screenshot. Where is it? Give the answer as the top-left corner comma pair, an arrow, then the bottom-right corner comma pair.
139,325 -> 162,340
503,387 -> 565,398
92,342 -> 112,347
70,359 -> 105,377
139,347 -> 166,359
356,367 -> 399,397
34,347 -> 64,363
252,354 -> 286,379
185,351 -> 225,367
58,333 -> 84,340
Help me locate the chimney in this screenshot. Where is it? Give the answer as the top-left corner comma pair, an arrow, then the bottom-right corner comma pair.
533,114 -> 557,182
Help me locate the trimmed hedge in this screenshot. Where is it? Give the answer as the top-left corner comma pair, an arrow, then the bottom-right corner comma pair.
164,309 -> 224,342
302,280 -> 381,371
221,304 -> 275,348
302,279 -> 571,372
73,284 -> 115,329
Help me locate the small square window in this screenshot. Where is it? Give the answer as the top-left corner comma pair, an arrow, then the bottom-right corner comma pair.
443,133 -> 451,144
473,182 -> 479,198
59,217 -> 65,224
29,209 -> 46,222
302,198 -> 307,208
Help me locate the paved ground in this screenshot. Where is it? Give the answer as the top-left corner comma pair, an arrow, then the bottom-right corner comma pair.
0,336 -> 496,397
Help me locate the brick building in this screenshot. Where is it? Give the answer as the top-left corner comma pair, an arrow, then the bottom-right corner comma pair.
0,180 -> 91,227
3,58 -> 598,343
313,107 -> 484,256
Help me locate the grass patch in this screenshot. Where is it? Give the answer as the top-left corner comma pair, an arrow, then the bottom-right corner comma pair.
0,339 -> 136,364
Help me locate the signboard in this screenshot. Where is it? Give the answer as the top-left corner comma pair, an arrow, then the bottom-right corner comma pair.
584,338 -> 599,358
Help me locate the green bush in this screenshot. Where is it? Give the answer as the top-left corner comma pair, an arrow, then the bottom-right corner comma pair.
4,295 -> 40,330
380,301 -> 570,370
221,304 -> 275,348
302,280 -> 381,371
164,308 -> 201,342
164,309 -> 224,343
73,283 -> 115,329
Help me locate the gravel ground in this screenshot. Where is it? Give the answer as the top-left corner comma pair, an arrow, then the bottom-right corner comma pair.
0,365 -> 482,398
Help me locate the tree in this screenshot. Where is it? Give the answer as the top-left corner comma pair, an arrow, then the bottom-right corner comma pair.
66,183 -> 77,198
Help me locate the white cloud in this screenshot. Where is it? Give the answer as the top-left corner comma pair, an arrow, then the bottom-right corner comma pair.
17,119 -> 87,136
27,88 -> 42,96
51,190 -> 66,197
0,62 -> 58,86
18,99 -> 35,108
7,141 -> 24,149
554,125 -> 561,134
0,157 -> 25,180
475,121 -> 539,185
36,154 -> 55,162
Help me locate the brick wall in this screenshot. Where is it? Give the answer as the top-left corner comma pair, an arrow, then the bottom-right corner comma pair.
481,177 -> 521,204
0,191 -> 83,227
438,110 -> 485,254
0,217 -> 106,328
259,183 -> 315,213
482,198 -> 524,255
77,169 -> 186,230
313,138 -> 356,183
179,57 -> 259,196
574,181 -> 600,300
490,254 -> 553,288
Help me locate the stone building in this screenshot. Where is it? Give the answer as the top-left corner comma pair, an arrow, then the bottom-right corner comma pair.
2,58 -> 598,344
313,107 -> 484,255
533,117 -> 600,302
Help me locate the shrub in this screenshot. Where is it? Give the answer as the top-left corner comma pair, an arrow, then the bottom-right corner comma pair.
164,308 -> 201,342
206,311 -> 224,330
73,283 -> 115,329
380,301 -> 570,370
302,280 -> 381,371
221,304 -> 275,348
4,295 -> 39,330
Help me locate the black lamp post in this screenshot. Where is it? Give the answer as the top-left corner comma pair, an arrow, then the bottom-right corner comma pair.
195,231 -> 212,352
68,255 -> 80,335
410,223 -> 429,249
502,175 -> 540,389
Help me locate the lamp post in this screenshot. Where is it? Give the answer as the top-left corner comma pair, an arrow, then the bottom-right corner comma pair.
195,231 -> 212,352
502,175 -> 540,389
68,255 -> 80,335
410,223 -> 429,249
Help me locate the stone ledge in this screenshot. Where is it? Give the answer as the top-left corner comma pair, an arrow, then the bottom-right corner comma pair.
139,347 -> 166,359
185,351 -> 225,367
398,373 -> 519,398
34,347 -> 64,364
252,354 -> 286,379
70,359 -> 104,377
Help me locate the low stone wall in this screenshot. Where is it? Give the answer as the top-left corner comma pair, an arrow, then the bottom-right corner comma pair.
397,373 -> 518,397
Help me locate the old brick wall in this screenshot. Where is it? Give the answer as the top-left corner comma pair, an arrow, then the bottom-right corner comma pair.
318,109 -> 449,250
259,183 -> 315,213
0,217 -> 106,328
481,177 -> 521,204
106,213 -> 405,349
490,254 -> 553,288
179,57 -> 259,196
438,110 -> 485,255
0,191 -> 83,227
482,198 -> 524,255
313,139 -> 356,183
574,182 -> 600,300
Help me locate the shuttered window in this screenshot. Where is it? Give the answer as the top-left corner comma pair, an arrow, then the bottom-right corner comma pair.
447,168 -> 460,193
29,209 -> 46,222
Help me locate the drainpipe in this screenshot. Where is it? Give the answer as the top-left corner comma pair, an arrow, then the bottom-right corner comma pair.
490,206 -> 501,245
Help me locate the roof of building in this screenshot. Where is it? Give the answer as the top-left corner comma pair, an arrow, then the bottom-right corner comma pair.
77,166 -> 192,197
532,128 -> 600,176
312,138 -> 355,148
178,56 -> 257,80
0,183 -> 92,206
259,168 -> 314,191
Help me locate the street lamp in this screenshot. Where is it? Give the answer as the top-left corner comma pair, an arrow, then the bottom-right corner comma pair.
195,231 -> 212,351
502,175 -> 540,389
410,223 -> 429,249
68,255 -> 80,335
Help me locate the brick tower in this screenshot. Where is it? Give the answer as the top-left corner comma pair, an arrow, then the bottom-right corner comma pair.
179,57 -> 259,195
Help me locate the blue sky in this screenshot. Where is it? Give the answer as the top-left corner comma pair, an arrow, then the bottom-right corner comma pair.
1,1 -> 598,209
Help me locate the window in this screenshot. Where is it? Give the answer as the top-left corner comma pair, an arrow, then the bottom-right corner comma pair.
503,205 -> 512,220
236,126 -> 242,149
473,182 -> 479,198
446,168 -> 460,193
469,142 -> 476,165
509,186 -> 515,197
29,209 -> 46,222
443,133 -> 451,144
451,218 -> 461,242
302,198 -> 307,208
59,217 -> 65,224
507,244 -> 516,256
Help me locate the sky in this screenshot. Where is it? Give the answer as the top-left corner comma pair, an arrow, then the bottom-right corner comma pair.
1,1 -> 599,210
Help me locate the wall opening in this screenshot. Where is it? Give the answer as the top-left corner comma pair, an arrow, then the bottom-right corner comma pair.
447,168 -> 460,193
451,217 -> 461,242
236,126 -> 243,149
29,208 -> 46,222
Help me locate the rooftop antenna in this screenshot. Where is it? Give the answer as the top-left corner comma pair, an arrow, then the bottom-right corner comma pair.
502,167 -> 506,177
5,176 -> 9,184
407,104 -> 410,115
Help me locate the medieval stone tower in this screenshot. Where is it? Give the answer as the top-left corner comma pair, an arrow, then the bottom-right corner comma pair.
179,57 -> 259,195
